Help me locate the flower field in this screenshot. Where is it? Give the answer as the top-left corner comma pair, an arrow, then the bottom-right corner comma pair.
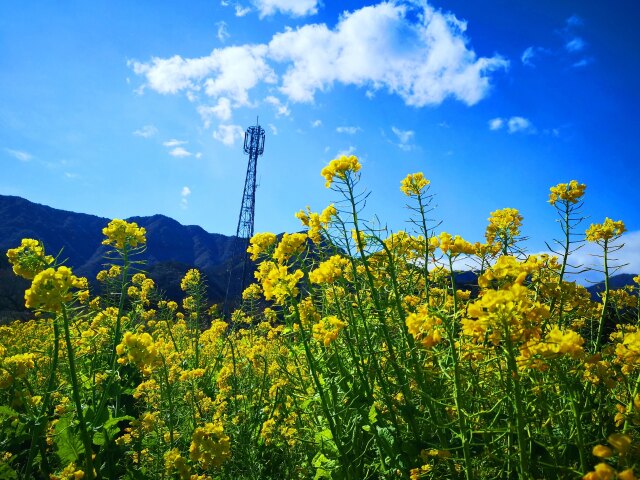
1,156 -> 639,479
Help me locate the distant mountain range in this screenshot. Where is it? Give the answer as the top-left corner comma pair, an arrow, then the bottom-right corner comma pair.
0,194 -> 250,322
0,195 -> 637,323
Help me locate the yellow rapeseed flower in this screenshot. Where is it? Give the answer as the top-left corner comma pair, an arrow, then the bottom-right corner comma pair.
400,172 -> 430,196
247,232 -> 277,261
320,155 -> 361,188
485,208 -> 523,246
102,219 -> 146,250
24,266 -> 86,312
586,218 -> 626,243
180,268 -> 201,291
189,422 -> 231,469
6,238 -> 54,280
548,180 -> 586,205
273,233 -> 307,264
308,255 -> 350,284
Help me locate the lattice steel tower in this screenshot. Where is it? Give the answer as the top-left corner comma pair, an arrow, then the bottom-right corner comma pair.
223,119 -> 265,314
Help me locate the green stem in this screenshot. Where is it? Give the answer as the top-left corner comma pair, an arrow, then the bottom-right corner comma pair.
24,318 -> 60,478
62,305 -> 95,479
595,239 -> 610,351
504,333 -> 530,479
447,257 -> 473,480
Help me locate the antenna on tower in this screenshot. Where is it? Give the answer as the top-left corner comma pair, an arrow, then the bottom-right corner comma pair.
223,119 -> 266,316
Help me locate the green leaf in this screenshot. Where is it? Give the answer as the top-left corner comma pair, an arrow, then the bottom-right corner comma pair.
368,405 -> 378,425
0,406 -> 19,419
93,415 -> 134,446
0,461 -> 18,479
312,452 -> 334,480
314,428 -> 338,454
55,414 -> 83,465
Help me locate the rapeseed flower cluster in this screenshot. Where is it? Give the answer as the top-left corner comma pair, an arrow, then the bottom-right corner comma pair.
189,422 -> 230,469
102,218 -> 146,249
24,266 -> 87,312
246,232 -> 277,261
6,238 -> 53,279
180,268 -> 201,291
320,154 -> 361,187
586,218 -> 626,242
405,306 -> 443,348
308,255 -> 350,284
485,207 -> 523,246
400,172 -> 430,196
273,232 -> 307,264
295,204 -> 336,243
548,180 -> 587,205
312,316 -> 348,347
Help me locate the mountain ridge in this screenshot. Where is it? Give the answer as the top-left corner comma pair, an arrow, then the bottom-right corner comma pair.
0,194 -> 249,322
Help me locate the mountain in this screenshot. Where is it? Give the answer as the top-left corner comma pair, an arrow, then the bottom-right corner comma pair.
0,195 -> 252,322
586,273 -> 639,300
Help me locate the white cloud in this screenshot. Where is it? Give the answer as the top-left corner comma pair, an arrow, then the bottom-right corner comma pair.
198,97 -> 232,126
336,146 -> 356,157
163,139 -> 187,147
169,146 -> 193,157
565,37 -> 585,53
336,126 -> 361,134
566,15 -> 583,27
253,0 -> 319,18
131,2 -> 506,118
268,2 -> 507,106
520,46 -> 551,67
195,152 -> 203,159
235,4 -> 251,16
213,124 -> 245,146
311,119 -> 322,128
133,125 -> 158,138
64,172 -> 79,179
391,126 -> 414,144
488,117 -> 503,130
264,95 -> 291,116
268,123 -> 278,135
572,57 -> 593,68
131,44 -> 276,106
507,116 -> 533,133
181,186 -> 191,209
489,116 -> 535,134
521,47 -> 535,66
216,21 -> 230,42
5,148 -> 33,162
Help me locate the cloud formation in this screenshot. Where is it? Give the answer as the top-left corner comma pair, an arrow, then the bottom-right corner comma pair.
253,0 -> 319,18
268,3 -> 507,105
169,146 -> 193,157
213,124 -> 245,146
133,125 -> 158,138
216,21 -> 230,42
264,95 -> 290,117
163,139 -> 187,147
5,148 -> 33,162
131,1 -> 507,120
489,116 -> 534,134
391,126 -> 415,150
336,126 -> 361,135
181,186 -> 191,209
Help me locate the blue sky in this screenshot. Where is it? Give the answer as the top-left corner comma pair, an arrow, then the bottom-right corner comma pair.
1,0 -> 639,277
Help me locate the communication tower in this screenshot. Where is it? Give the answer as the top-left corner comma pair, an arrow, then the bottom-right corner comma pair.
223,119 -> 265,314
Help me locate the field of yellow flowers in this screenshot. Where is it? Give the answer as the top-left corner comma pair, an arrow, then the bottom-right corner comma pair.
1,155 -> 639,479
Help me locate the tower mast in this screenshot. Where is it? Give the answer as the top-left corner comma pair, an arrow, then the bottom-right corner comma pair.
223,119 -> 265,314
